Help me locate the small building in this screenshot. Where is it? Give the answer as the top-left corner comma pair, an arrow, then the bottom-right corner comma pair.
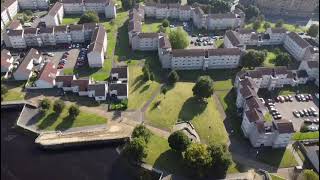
88,83 -> 108,101
13,48 -> 41,80
110,66 -> 128,83
35,62 -> 57,88
71,78 -> 91,96
55,75 -> 76,91
1,49 -> 14,74
109,83 -> 128,100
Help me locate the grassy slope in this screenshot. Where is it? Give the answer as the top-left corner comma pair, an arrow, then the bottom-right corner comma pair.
2,81 -> 26,101
36,106 -> 107,131
257,148 -> 298,168
146,82 -> 228,144
245,21 -> 306,33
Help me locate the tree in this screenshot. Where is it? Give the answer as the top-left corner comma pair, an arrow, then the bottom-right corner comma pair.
275,19 -> 284,28
184,143 -> 212,177
53,99 -> 65,114
132,125 -> 152,143
252,20 -> 261,30
274,48 -> 281,55
241,50 -> 266,68
161,86 -> 168,96
235,3 -> 245,11
209,0 -> 231,14
168,27 -> 190,49
256,15 -> 264,22
208,144 -> 232,175
245,5 -> 260,21
1,84 -> 7,101
149,72 -> 155,81
168,130 -> 191,152
263,22 -> 271,29
40,98 -> 51,112
78,11 -> 99,24
298,170 -> 319,180
167,70 -> 179,85
192,76 -> 214,100
274,52 -> 292,66
307,24 -> 319,37
123,137 -> 147,163
162,19 -> 170,28
68,105 -> 80,117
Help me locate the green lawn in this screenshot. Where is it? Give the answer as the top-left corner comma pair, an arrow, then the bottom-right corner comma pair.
142,21 -> 162,33
215,39 -> 224,48
2,81 -> 26,101
127,64 -> 161,110
264,51 -> 277,67
257,148 -> 299,168
145,82 -> 228,144
292,131 -> 319,140
270,174 -> 286,180
36,105 -> 107,131
62,16 -> 80,25
245,21 -> 306,33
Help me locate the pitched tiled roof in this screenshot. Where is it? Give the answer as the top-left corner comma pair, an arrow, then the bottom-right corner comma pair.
7,29 -> 23,36
109,83 -> 127,96
128,20 -> 141,32
287,32 -> 310,48
110,66 -> 128,79
172,49 -> 205,57
39,27 -> 54,34
274,120 -> 295,134
159,36 -> 171,49
225,30 -> 241,46
307,61 -> 319,69
208,48 -> 241,56
54,25 -> 67,32
245,108 -> 263,123
138,33 -> 158,38
3,0 -> 17,8
237,28 -> 255,34
37,62 -> 57,85
48,2 -> 63,16
15,48 -> 40,76
7,20 -> 21,30
69,24 -> 84,31
71,78 -> 90,91
1,49 -> 12,69
61,0 -> 83,3
88,26 -> 106,54
55,75 -> 74,87
88,83 -> 106,96
24,27 -> 38,34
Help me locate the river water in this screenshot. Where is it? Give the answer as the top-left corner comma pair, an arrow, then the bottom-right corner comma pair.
1,108 -> 135,180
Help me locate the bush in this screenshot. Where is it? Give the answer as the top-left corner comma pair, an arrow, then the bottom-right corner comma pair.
162,19 -> 169,27
167,70 -> 179,85
275,19 -> 284,28
78,11 -> 99,24
307,24 -> 319,37
300,124 -> 309,132
68,105 -> 80,117
24,10 -> 33,16
1,84 -> 8,98
40,98 -> 51,111
123,137 -> 148,163
110,99 -> 128,110
132,125 -> 152,143
53,99 -> 65,113
168,130 -> 191,152
252,20 -> 261,30
241,50 -> 266,68
263,22 -> 271,29
274,52 -> 292,66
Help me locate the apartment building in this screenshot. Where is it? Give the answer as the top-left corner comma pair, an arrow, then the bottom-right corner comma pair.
83,23 -> 98,41
17,0 -> 49,10
87,25 -> 107,67
1,49 -> 14,73
283,32 -> 313,61
265,28 -> 287,45
69,24 -> 85,43
299,61 -> 319,86
158,35 -> 172,69
1,7 -> 11,28
54,25 -> 71,44
13,48 -> 41,80
224,30 -> 246,50
43,2 -> 64,27
235,68 -> 296,148
55,75 -> 76,91
6,29 -> 26,48
61,0 -> 116,18
3,0 -> 19,21
24,27 -> 42,47
88,83 -> 108,101
132,33 -> 159,51
35,62 -> 57,88
39,27 -> 56,46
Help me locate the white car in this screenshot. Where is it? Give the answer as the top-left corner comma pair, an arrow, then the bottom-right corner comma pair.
47,53 -> 54,57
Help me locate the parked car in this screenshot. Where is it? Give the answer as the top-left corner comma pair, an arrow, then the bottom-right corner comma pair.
279,96 -> 285,103
274,115 -> 282,120
299,110 -> 305,117
293,111 -> 300,118
310,107 -> 316,112
304,119 -> 312,123
313,111 -> 318,117
284,96 -> 290,101
47,53 -> 54,57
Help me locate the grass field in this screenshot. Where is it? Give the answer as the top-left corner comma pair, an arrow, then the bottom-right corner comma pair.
292,131 -> 319,140
127,64 -> 161,110
145,82 -> 228,144
245,21 -> 306,33
215,39 -> 224,48
2,81 -> 26,101
36,105 -> 107,131
270,174 -> 286,180
142,21 -> 162,33
62,16 -> 80,25
257,148 -> 298,168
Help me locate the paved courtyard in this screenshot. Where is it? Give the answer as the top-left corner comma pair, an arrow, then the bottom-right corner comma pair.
273,98 -> 319,131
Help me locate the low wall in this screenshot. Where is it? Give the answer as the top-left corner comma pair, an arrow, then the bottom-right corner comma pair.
36,136 -> 130,150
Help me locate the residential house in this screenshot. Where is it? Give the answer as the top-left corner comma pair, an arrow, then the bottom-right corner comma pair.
1,49 -> 14,74
55,75 -> 76,91
13,48 -> 41,80
88,83 -> 108,101
110,66 -> 128,83
109,83 -> 128,100
71,78 -> 91,96
44,2 -> 64,27
131,33 -> 159,51
35,62 -> 57,88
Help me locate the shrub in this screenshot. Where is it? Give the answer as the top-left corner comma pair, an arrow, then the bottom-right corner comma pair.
68,105 -> 80,117
123,137 -> 148,163
78,11 -> 99,24
162,19 -> 170,27
168,130 -> 191,152
40,98 -> 51,111
132,125 -> 152,143
167,70 -> 179,85
53,99 -> 65,113
192,76 -> 214,100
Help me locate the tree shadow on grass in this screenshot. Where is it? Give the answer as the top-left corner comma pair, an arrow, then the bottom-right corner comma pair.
139,84 -> 150,93
55,114 -> 76,131
153,149 -> 186,175
178,97 -> 207,122
37,112 -> 59,130
256,147 -> 286,168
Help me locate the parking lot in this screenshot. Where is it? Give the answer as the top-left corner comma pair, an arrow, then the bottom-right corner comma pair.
266,95 -> 319,131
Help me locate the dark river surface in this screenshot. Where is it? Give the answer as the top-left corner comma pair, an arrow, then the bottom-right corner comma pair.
1,108 -> 135,180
